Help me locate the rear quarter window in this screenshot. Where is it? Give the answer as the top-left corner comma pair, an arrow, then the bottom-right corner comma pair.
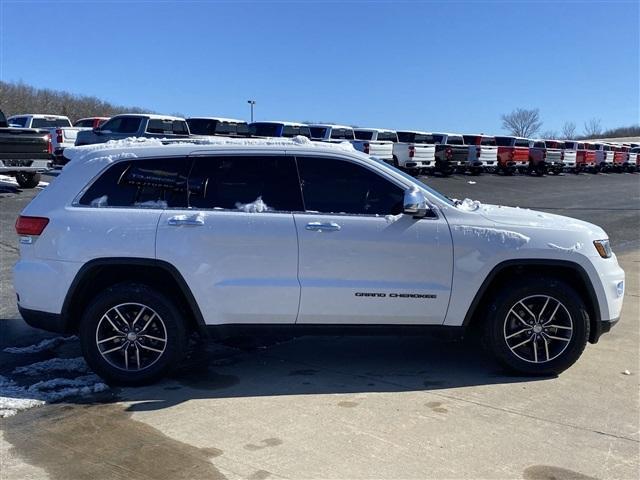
354,131 -> 374,141
31,118 -> 72,128
78,158 -> 191,208
376,131 -> 398,142
330,128 -> 355,140
146,119 -> 189,135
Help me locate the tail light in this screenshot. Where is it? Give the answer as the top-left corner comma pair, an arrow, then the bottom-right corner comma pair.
363,142 -> 370,154
509,149 -> 515,160
15,216 -> 49,236
446,147 -> 453,160
408,145 -> 415,158
476,147 -> 481,158
46,134 -> 52,154
55,129 -> 63,144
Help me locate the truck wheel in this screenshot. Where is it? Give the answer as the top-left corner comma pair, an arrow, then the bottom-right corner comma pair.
79,282 -> 188,385
392,156 -> 400,168
483,277 -> 589,376
15,172 -> 41,189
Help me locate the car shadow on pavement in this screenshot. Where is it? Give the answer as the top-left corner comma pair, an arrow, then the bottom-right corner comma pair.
118,334 -> 551,413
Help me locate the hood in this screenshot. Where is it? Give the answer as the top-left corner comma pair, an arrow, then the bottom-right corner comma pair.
477,204 -> 606,236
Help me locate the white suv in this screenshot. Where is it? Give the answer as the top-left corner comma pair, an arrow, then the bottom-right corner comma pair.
14,137 -> 625,384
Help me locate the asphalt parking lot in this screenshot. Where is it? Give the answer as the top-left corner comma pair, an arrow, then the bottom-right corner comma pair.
1,171 -> 639,479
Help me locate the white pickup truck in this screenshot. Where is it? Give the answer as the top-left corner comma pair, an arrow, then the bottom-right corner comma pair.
352,128 -> 397,163
393,130 -> 437,173
463,134 -> 499,174
8,114 -> 86,167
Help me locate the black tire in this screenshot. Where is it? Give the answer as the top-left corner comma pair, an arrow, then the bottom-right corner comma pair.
483,277 -> 589,376
392,156 -> 400,168
15,172 -> 41,189
79,282 -> 188,385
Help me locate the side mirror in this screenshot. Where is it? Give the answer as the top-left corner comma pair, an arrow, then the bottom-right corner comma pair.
403,188 -> 429,217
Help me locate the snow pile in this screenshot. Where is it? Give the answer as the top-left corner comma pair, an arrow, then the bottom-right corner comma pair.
0,174 -> 49,189
12,357 -> 90,376
547,242 -> 584,253
236,196 -> 271,213
90,195 -> 108,207
3,335 -> 77,354
455,198 -> 482,211
384,213 -> 403,224
454,225 -> 530,248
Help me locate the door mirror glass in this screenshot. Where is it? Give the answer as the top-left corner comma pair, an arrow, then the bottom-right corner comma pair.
403,188 -> 428,217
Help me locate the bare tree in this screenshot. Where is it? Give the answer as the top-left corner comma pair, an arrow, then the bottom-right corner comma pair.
561,121 -> 576,139
541,130 -> 558,139
583,118 -> 603,138
501,108 -> 543,137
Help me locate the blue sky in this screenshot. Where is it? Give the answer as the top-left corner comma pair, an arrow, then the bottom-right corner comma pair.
1,0 -> 638,135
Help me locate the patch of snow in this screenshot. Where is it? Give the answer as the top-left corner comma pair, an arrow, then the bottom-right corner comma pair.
455,198 -> 482,211
622,369 -> 631,375
467,181 -> 477,185
3,336 -> 77,354
134,199 -> 168,208
236,196 -> 270,213
90,195 -> 108,207
547,242 -> 584,253
454,225 -> 530,249
384,213 -> 403,224
12,357 -> 90,376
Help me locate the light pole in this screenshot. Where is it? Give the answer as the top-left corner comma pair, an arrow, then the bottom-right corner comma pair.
247,100 -> 256,122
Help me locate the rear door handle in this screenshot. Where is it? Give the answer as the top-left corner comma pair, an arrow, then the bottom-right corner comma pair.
305,222 -> 341,232
168,214 -> 205,226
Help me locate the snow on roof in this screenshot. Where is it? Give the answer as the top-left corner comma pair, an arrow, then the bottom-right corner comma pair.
354,127 -> 396,133
187,116 -> 246,123
63,135 -> 359,163
396,129 -> 432,135
432,132 -> 464,137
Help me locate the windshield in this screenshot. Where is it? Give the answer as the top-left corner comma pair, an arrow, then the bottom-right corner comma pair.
369,156 -> 455,206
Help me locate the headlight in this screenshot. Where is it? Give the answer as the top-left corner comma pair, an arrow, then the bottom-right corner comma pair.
593,239 -> 612,258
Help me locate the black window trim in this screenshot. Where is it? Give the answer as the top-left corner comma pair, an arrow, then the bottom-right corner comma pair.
72,152 -> 438,219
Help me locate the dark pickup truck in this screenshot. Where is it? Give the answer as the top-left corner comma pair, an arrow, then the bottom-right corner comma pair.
432,133 -> 470,175
0,110 -> 52,188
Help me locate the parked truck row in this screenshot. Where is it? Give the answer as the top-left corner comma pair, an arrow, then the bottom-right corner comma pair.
1,110 -> 638,188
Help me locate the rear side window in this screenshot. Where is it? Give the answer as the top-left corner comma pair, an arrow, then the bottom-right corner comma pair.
447,135 -> 464,145
495,137 -> 513,147
9,117 -> 28,127
102,116 -> 142,134
514,138 -> 530,147
463,135 -> 479,145
297,156 -> 403,216
146,119 -> 189,135
74,119 -> 94,128
309,127 -> 328,139
250,123 -> 280,137
188,156 -> 303,212
32,117 -> 72,128
354,131 -> 373,140
376,131 -> 398,142
432,134 -> 446,144
481,137 -> 496,146
282,125 -> 311,138
330,128 -> 355,140
79,158 -> 190,208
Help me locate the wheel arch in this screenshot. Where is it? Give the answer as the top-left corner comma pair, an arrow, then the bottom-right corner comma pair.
462,259 -> 602,343
61,257 -> 207,336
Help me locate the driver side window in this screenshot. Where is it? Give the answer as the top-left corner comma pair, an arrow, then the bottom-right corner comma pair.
296,156 -> 403,216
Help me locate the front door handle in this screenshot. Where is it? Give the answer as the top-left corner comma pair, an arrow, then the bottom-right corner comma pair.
305,222 -> 341,232
168,214 -> 205,226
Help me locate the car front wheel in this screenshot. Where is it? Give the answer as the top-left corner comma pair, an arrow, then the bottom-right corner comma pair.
484,277 -> 589,375
80,283 -> 188,385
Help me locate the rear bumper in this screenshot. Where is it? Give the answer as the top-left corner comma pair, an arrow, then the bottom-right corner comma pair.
18,305 -> 69,333
0,158 -> 51,173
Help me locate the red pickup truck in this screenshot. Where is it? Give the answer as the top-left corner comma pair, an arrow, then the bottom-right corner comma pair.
575,142 -> 601,172
495,136 -> 529,174
612,145 -> 629,172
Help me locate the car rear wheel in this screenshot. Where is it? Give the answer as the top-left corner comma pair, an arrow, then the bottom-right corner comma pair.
484,277 -> 589,375
15,172 -> 41,189
80,282 -> 188,385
